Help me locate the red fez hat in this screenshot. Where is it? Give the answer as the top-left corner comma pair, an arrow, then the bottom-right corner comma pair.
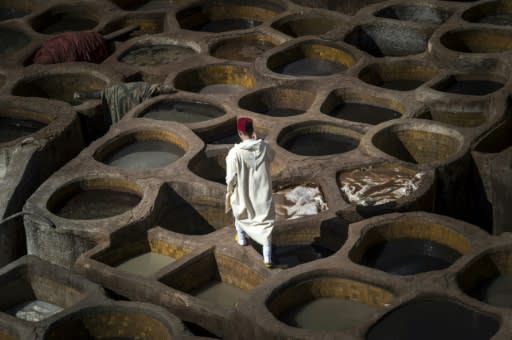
237,117 -> 253,133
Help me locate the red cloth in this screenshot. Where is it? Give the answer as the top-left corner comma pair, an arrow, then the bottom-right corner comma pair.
237,117 -> 253,133
33,31 -> 109,64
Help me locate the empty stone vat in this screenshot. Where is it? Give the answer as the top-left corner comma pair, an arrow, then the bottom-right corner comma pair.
160,251 -> 264,308
366,297 -> 499,340
349,216 -> 469,275
0,0 -> 31,21
138,99 -> 225,123
267,41 -> 355,76
375,4 -> 452,24
359,61 -> 438,91
176,0 -> 285,33
462,0 -> 512,25
93,130 -> 186,169
211,34 -> 278,63
268,276 -> 394,331
0,28 -> 29,56
290,0 -> 385,15
12,72 -> 108,106
119,42 -> 197,66
431,74 -> 504,96
271,13 -> 340,37
31,5 -> 98,34
174,64 -> 256,94
101,13 -> 165,41
440,28 -> 512,53
320,89 -> 403,125
345,22 -> 431,57
0,111 -> 48,144
46,178 -> 142,220
277,122 -> 360,156
239,86 -> 315,117
458,248 -> 512,308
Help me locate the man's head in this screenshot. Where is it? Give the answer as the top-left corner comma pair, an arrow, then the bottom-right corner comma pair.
237,117 -> 255,140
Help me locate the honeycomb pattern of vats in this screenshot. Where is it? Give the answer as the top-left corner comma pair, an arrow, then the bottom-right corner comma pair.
0,0 -> 509,339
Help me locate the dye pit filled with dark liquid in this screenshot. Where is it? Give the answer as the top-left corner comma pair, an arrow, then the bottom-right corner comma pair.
198,19 -> 261,33
192,282 -> 246,308
40,16 -> 97,34
103,140 -> 184,169
471,273 -> 512,308
0,8 -> 29,21
0,117 -> 46,143
326,103 -> 401,125
379,80 -> 424,91
142,101 -> 224,123
260,244 -> 335,269
281,132 -> 358,156
120,45 -> 196,66
477,14 -> 512,26
53,189 -> 141,220
275,57 -> 347,76
0,28 -> 29,55
213,39 -> 275,62
361,238 -> 462,275
436,80 -> 503,96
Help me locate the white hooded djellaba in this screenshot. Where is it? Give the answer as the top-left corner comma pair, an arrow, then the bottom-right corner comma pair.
225,138 -> 275,247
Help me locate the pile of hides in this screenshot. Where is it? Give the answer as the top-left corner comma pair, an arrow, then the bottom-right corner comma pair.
274,183 -> 328,220
101,82 -> 159,123
33,31 -> 109,64
340,165 -> 425,206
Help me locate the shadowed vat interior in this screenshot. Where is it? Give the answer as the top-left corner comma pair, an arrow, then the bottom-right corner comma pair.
43,304 -> 175,339
277,122 -> 361,156
174,64 -> 256,94
139,99 -> 225,123
424,108 -> 488,127
359,62 -> 438,91
366,297 -> 499,340
211,34 -> 278,63
431,74 -> 504,96
160,251 -> 265,308
0,109 -> 50,144
176,0 -> 285,33
30,5 -> 98,34
371,122 -> 464,164
0,265 -> 87,322
462,0 -> 512,25
0,0 -> 32,21
349,218 -> 469,275
375,4 -> 452,24
0,28 -> 30,56
267,42 -> 355,76
271,13 -> 340,37
12,72 -> 107,106
267,276 -> 394,331
188,148 -> 227,185
94,130 -> 186,169
321,89 -> 403,125
47,178 -> 142,220
101,13 -> 165,41
458,248 -> 512,308
290,0 -> 385,15
474,113 -> 512,154
344,22 -> 430,57
119,41 -> 197,66
239,86 -> 315,117
440,28 -> 512,53
110,0 -> 170,11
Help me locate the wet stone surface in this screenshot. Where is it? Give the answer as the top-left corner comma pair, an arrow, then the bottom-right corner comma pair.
120,45 -> 196,66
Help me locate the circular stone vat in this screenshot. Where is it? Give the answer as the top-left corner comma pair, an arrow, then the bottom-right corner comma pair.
359,62 -> 437,91
290,0 -> 385,15
101,13 -> 165,41
458,248 -> 512,308
0,111 -> 48,144
370,121 -> 465,165
47,178 -> 142,220
431,75 -> 504,96
119,43 -> 197,66
176,1 -> 285,33
349,217 -> 469,275
0,28 -> 30,56
211,34 -> 278,63
43,304 -> 178,339
174,64 -> 256,94
139,99 -> 225,123
268,276 -> 394,331
0,1 -> 31,21
94,130 -> 186,169
440,28 -> 512,53
239,86 -> 315,117
366,297 -> 499,340
321,89 -> 402,125
110,0 -> 168,11
375,5 -> 452,24
12,73 -> 108,106
462,1 -> 512,25
31,6 -> 98,34
278,122 -> 360,156
271,13 -> 340,37
267,41 -> 354,76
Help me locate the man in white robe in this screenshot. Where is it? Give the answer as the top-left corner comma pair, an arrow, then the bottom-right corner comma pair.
225,117 -> 275,267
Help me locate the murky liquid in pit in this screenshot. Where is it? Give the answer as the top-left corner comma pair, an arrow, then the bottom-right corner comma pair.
478,14 -> 512,26
104,140 -> 184,169
0,8 -> 29,21
116,252 -> 176,277
276,57 -> 347,76
472,273 -> 512,308
281,298 -> 381,331
213,39 -> 275,62
0,117 -> 46,143
120,45 -> 196,66
7,300 -> 63,322
192,281 -> 245,308
198,19 -> 262,33
142,101 -> 224,123
327,103 -> 401,125
54,189 -> 141,220
41,16 -> 97,34
379,80 -> 424,91
437,80 -> 503,96
198,84 -> 247,95
271,244 -> 335,268
281,132 -> 358,156
0,29 -> 29,55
